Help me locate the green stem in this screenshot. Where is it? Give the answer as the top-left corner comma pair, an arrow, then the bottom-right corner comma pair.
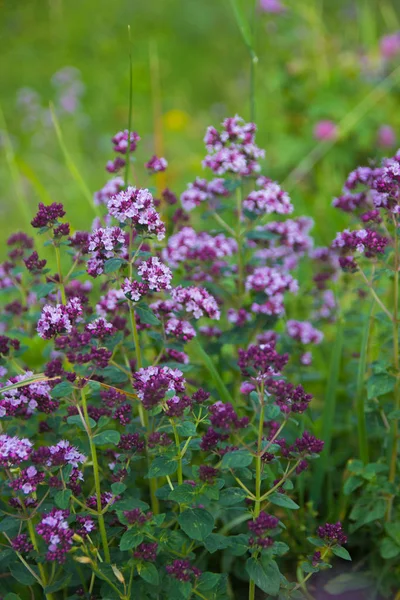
356,301 -> 374,465
387,219 -> 399,521
191,337 -> 233,404
249,387 -> 265,600
124,25 -> 133,188
236,184 -> 244,298
81,389 -> 111,562
358,267 -> 392,322
54,244 -> 66,304
171,420 -> 183,485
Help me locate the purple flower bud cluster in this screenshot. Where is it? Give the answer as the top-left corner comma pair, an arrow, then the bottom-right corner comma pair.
238,343 -> 288,380
123,508 -> 153,526
265,379 -> 313,414
248,511 -> 279,547
134,541 -> 158,561
24,250 -> 47,273
94,177 -> 124,206
10,466 -> 45,494
11,533 -> 34,553
133,366 -> 186,410
203,115 -> 265,176
0,335 -> 20,356
317,521 -> 347,546
31,202 -> 66,229
107,187 -> 166,240
246,267 -> 298,316
106,130 -> 140,173
209,401 -> 249,430
166,559 -> 201,582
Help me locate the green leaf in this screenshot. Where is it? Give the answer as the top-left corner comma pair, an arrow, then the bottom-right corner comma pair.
51,380 -> 74,398
44,574 -> 72,593
104,257 -> 126,273
111,482 -> 126,495
204,533 -> 231,553
93,430 -> 121,446
148,456 -> 178,478
269,493 -> 299,510
272,541 -> 290,557
367,373 -> 396,399
219,487 -> 247,506
178,508 -> 214,541
4,594 -> 23,600
99,366 -> 129,383
32,282 -> 56,298
246,558 -> 281,596
190,337 -> 233,404
197,572 -> 221,592
169,484 -> 196,504
67,414 -> 96,431
55,489 -> 72,509
135,303 -> 161,325
332,545 -> 351,561
177,421 -> 197,437
324,574 -> 372,595
119,530 -> 144,551
9,563 -> 38,585
138,562 -> 159,585
228,533 -> 249,556
343,475 -> 363,495
221,450 -> 253,469
380,537 -> 400,559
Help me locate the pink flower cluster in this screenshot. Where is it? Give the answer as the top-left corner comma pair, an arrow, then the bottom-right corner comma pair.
286,320 -> 323,345
171,285 -> 220,319
180,177 -> 228,212
0,434 -> 32,465
0,372 -> 56,418
87,226 -> 126,277
162,226 -> 237,267
145,155 -> 167,173
122,257 -> 172,302
133,365 -> 186,409
107,187 -> 166,240
37,297 -> 83,339
36,508 -> 74,562
94,177 -> 124,206
243,177 -> 293,216
246,267 -> 298,315
203,115 -> 265,176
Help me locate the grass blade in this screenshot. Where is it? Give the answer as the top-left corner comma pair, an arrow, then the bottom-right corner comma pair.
0,105 -> 31,227
50,103 -> 100,218
191,337 -> 234,404
310,316 -> 344,506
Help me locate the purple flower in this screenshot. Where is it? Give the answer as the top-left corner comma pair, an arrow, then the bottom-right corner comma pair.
46,440 -> 86,468
85,317 -> 115,338
138,257 -> 173,291
378,125 -> 396,148
94,177 -> 124,206
112,130 -> 140,154
37,297 -> 83,339
266,379 -> 312,414
380,33 -> 400,60
0,372 -> 56,418
0,434 -> 32,465
11,534 -> 33,553
199,465 -> 219,483
203,115 -> 265,176
23,251 -> 47,273
31,202 -> 66,229
243,179 -> 293,216
313,120 -> 337,141
166,559 -> 201,582
145,155 -> 168,173
259,0 -> 286,13
180,177 -> 228,211
87,226 -> 126,278
238,343 -> 288,379
317,522 -> 347,545
36,508 -> 73,562
133,365 -> 186,410
332,228 -> 389,266
171,285 -> 220,320
162,227 -> 237,268
107,187 -> 166,240
286,320 -> 323,345
76,515 -> 96,538
10,466 -> 45,494
118,433 -> 145,452
209,401 -> 248,430
134,541 -> 158,561
165,317 -> 196,341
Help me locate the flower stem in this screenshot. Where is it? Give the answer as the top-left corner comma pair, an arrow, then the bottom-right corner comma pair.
387,218 -> 400,521
236,184 -> 245,298
171,420 -> 183,486
54,244 -> 66,304
249,385 -> 265,600
358,267 -> 392,322
81,388 -> 111,562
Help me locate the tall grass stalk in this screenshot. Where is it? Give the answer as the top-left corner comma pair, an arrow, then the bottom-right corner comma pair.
355,301 -> 375,465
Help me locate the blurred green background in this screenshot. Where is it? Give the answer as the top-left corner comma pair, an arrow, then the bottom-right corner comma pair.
2,0 -> 400,244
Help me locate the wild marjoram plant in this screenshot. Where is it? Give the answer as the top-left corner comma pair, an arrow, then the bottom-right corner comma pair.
0,116 -> 352,600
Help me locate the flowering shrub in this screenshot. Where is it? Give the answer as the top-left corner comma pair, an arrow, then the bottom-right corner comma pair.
0,114 -> 354,599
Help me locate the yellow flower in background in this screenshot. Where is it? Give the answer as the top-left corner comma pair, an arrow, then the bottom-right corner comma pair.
164,109 -> 189,132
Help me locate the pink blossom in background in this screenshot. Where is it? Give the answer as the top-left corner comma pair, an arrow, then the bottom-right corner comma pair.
377,125 -> 396,148
259,0 -> 286,13
313,120 -> 338,141
380,33 -> 400,60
